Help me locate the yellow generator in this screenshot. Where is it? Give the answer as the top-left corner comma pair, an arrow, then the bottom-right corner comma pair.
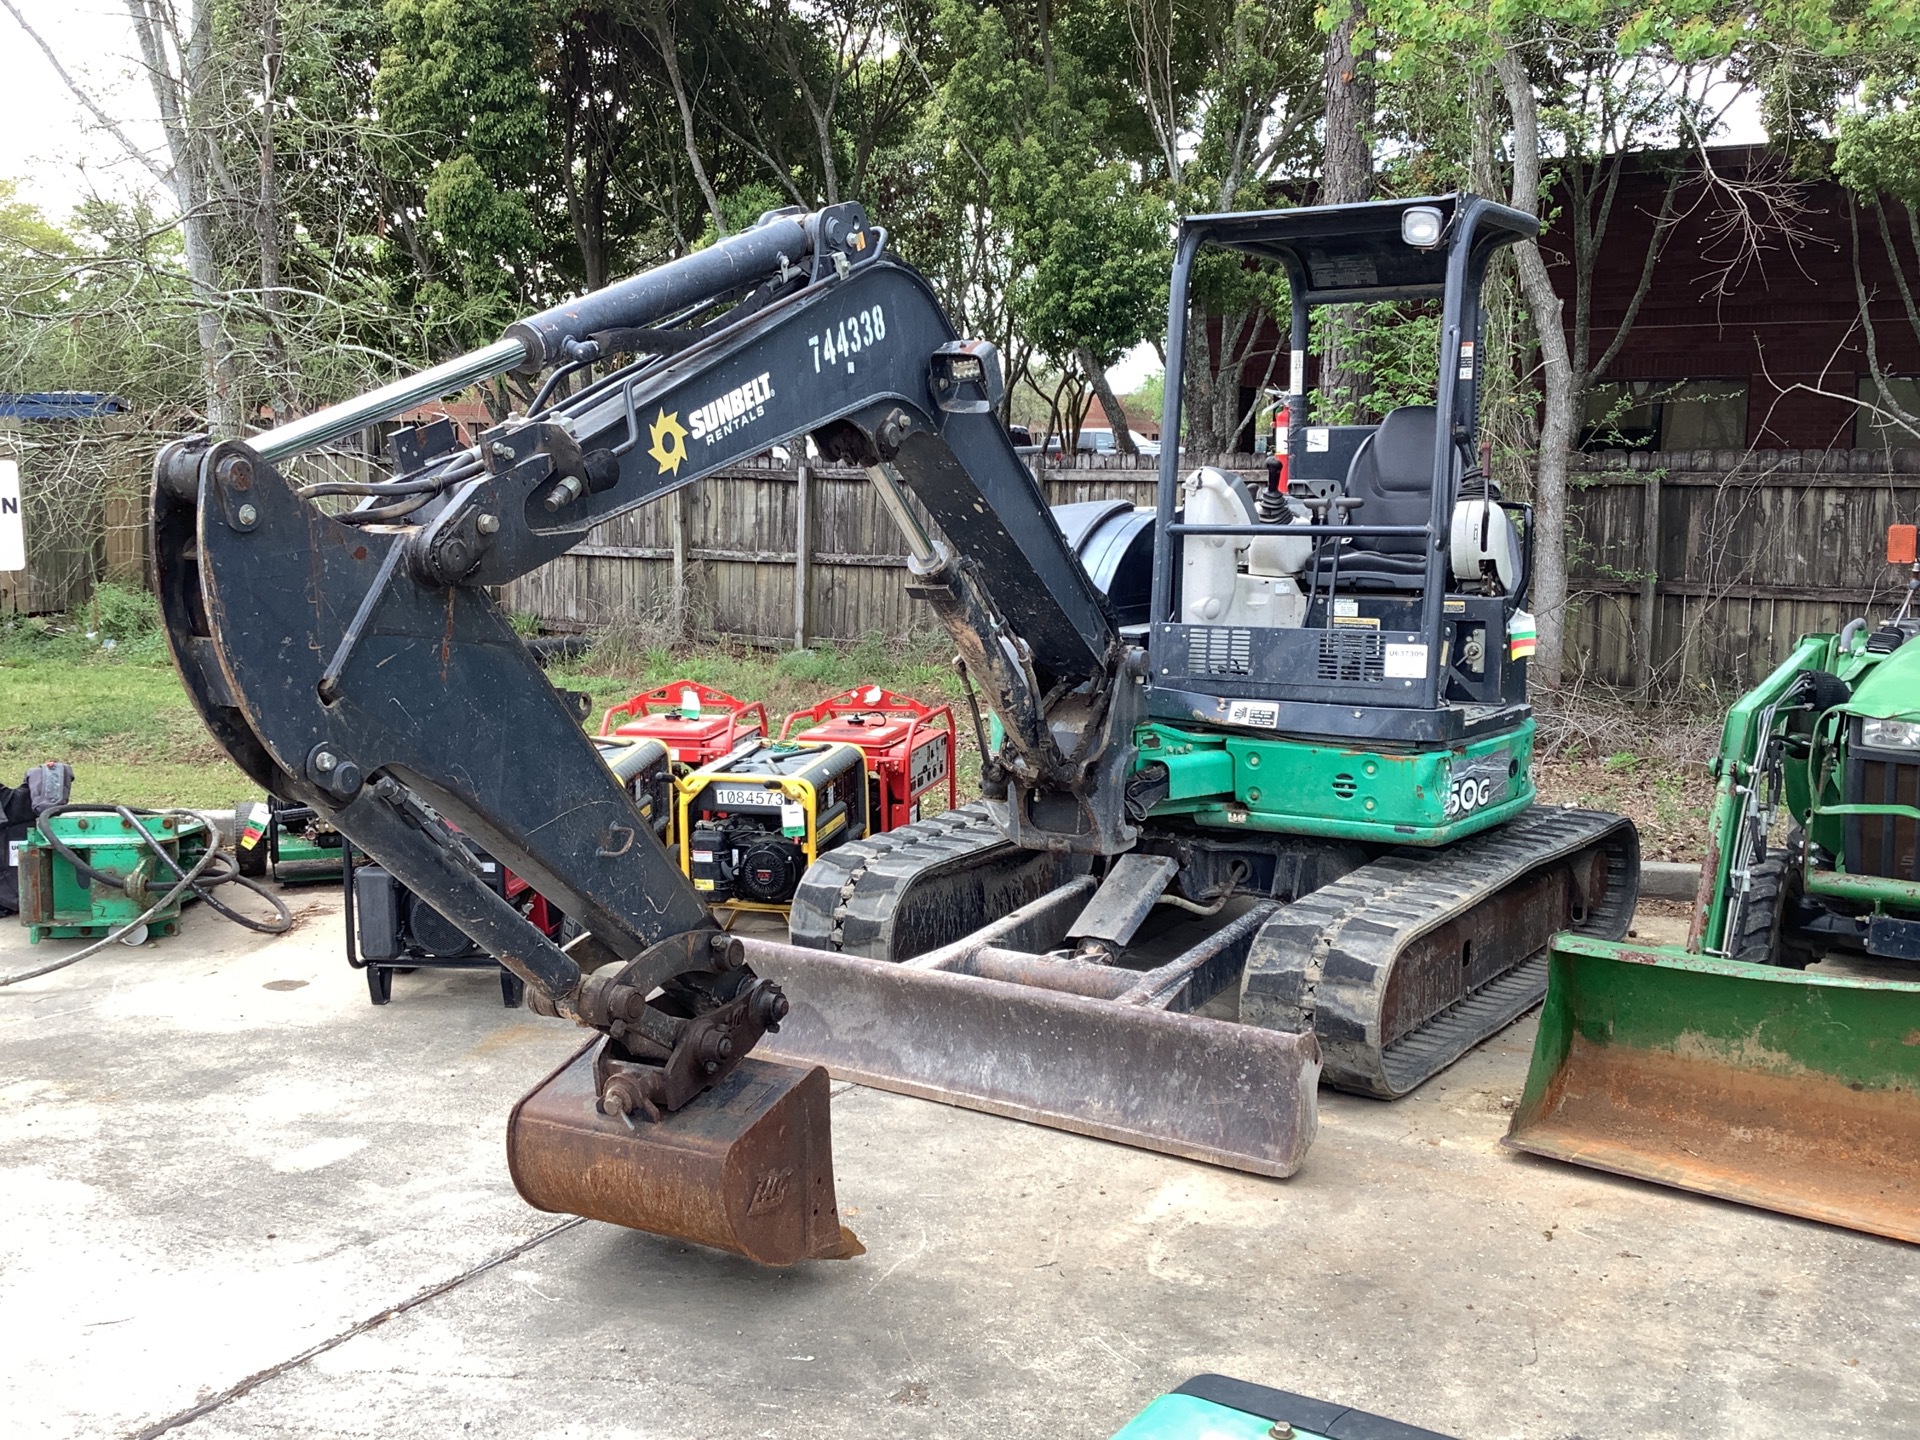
677,740 -> 869,918
592,734 -> 675,842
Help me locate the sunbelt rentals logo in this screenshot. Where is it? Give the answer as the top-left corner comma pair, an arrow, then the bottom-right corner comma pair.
648,409 -> 689,475
688,372 -> 774,448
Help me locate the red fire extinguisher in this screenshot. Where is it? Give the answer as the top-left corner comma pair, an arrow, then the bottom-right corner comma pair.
1266,405 -> 1290,494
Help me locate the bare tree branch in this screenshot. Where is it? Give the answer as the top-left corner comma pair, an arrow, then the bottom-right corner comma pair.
1,0 -> 170,185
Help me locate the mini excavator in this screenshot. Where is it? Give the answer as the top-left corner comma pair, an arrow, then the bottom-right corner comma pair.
153,197 -> 1637,1263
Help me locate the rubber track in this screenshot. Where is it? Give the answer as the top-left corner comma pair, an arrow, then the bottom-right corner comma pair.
1242,806 -> 1639,1098
790,803 -> 1083,959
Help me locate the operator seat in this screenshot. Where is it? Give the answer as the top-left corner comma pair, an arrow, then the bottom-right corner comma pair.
1313,404 -> 1447,591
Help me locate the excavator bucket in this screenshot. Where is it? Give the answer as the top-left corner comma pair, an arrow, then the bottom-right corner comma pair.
508,1043 -> 863,1265
1506,934 -> 1920,1243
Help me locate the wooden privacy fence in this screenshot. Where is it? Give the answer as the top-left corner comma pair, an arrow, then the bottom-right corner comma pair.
507,446 -> 1920,699
1565,447 -> 1920,696
0,416 -> 146,616
17,425 -> 1917,703
500,455 -> 1232,650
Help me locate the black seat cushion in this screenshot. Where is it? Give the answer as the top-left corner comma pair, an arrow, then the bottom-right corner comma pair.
1313,404 -> 1446,591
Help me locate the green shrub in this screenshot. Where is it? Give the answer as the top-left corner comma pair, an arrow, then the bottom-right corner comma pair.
91,582 -> 161,641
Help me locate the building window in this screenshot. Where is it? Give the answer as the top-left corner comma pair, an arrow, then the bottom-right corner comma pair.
1580,380 -> 1748,451
1857,376 -> 1920,452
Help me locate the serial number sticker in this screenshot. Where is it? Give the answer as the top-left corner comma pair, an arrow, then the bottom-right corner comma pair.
1332,598 -> 1359,617
480,862 -> 497,874
1227,700 -> 1280,729
711,787 -> 778,807
6,841 -> 19,868
1306,428 -> 1330,453
1383,642 -> 1429,679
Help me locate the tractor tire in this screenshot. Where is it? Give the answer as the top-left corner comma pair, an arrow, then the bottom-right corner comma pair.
1730,854 -> 1788,965
1732,829 -> 1818,969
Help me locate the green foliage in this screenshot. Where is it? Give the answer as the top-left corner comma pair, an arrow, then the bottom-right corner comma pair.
1311,302 -> 1442,425
91,584 -> 163,644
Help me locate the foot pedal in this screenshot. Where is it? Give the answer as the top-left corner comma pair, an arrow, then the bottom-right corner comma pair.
507,1041 -> 863,1266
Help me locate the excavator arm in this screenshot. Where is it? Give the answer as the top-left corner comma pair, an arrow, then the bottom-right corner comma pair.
151,204 -> 1147,1262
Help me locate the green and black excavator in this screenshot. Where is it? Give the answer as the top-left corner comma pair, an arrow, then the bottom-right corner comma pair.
154,194 -> 1637,1263
1510,524 -> 1920,1245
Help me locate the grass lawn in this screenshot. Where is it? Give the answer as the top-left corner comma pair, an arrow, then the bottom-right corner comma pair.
1,590 -> 969,812
1,607 -> 255,810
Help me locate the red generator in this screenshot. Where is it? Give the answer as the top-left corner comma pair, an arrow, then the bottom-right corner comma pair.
781,686 -> 959,833
598,680 -> 770,768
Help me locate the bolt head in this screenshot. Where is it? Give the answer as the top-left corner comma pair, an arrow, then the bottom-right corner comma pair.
1269,1426 -> 1294,1440
235,503 -> 258,526
312,750 -> 337,773
476,512 -> 500,534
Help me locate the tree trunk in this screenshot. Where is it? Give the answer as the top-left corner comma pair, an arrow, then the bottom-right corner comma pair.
646,5 -> 727,238
255,0 -> 294,417
1495,47 -> 1568,689
127,0 -> 243,435
1319,0 -> 1374,420
1078,347 -> 1136,456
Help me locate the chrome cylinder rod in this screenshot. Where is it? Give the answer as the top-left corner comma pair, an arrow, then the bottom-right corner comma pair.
253,338 -> 529,465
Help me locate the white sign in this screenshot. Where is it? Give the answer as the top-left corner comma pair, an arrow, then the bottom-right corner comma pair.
0,460 -> 24,572
1305,428 -> 1330,453
1227,699 -> 1280,729
712,787 -> 777,808
1383,642 -> 1429,679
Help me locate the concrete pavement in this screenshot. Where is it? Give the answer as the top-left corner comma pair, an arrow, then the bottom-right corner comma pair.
2,894 -> 1914,1440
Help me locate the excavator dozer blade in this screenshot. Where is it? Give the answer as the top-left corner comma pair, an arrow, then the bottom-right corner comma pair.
747,940 -> 1321,1177
1506,934 -> 1920,1244
508,1042 -> 863,1265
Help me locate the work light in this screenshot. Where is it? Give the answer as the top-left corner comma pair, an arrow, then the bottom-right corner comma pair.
1401,205 -> 1444,249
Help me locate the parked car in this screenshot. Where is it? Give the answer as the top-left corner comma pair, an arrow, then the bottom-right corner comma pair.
1075,427 -> 1161,458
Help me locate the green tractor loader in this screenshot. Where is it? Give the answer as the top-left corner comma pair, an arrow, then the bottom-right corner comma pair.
1507,524 -> 1920,1243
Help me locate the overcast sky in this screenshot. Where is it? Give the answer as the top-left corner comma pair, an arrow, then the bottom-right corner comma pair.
1,0 -> 169,216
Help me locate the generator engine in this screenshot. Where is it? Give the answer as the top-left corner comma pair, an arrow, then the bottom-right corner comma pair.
679,740 -> 869,911
779,686 -> 958,831
347,837 -> 531,1006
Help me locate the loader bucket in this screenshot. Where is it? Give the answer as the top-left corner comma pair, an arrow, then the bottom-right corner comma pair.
1506,934 -> 1920,1243
508,1043 -> 863,1265
746,938 -> 1321,1177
